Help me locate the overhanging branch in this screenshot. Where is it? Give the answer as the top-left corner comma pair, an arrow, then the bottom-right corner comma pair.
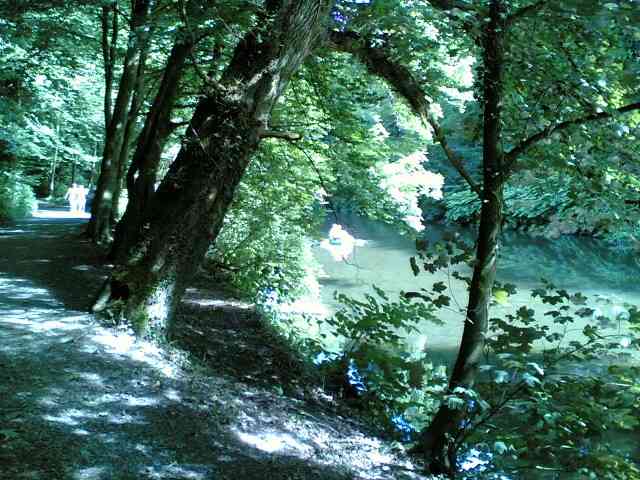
504,101 -> 640,174
505,0 -> 549,29
425,0 -> 479,38
328,30 -> 482,197
259,129 -> 303,141
425,0 -> 475,12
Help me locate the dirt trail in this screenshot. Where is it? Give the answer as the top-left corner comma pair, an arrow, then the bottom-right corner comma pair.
0,207 -> 428,480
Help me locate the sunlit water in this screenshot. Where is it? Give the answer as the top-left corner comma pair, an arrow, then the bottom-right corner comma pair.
309,215 -> 640,366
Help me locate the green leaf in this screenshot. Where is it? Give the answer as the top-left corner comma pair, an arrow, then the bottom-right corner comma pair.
493,289 -> 510,305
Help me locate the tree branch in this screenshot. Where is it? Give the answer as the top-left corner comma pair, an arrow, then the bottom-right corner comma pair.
505,0 -> 549,29
168,120 -> 190,132
328,30 -> 482,197
504,101 -> 640,174
425,0 -> 474,12
425,0 -> 479,38
259,129 -> 302,141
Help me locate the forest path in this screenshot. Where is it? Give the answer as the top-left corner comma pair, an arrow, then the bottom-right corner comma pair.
0,207 -> 427,480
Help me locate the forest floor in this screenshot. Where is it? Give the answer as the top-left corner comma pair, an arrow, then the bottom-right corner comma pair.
0,204 -> 430,480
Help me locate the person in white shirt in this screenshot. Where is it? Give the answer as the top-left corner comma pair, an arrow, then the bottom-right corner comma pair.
65,183 -> 79,213
64,183 -> 88,213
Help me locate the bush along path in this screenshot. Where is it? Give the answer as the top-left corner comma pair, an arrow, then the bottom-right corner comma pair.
0,207 -> 428,480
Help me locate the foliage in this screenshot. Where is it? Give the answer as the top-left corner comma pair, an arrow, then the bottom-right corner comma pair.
317,285 -> 447,440
444,176 -> 572,227
207,141 -> 324,302
444,171 -> 640,245
0,6 -> 103,194
405,239 -> 640,477
316,236 -> 640,477
2,0 -> 640,475
207,56 -> 443,302
0,169 -> 36,221
461,280 -> 640,479
295,54 -> 438,230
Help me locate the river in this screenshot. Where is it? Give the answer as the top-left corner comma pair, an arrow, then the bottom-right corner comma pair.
309,215 -> 640,367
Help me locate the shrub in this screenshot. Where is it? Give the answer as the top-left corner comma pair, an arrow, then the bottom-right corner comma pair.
0,170 -> 36,222
317,286 -> 448,440
316,239 -> 640,478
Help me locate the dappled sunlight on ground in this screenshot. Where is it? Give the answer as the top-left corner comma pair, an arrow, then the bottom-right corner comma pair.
0,214 -> 429,479
33,207 -> 91,219
231,419 -> 408,479
236,431 -> 313,455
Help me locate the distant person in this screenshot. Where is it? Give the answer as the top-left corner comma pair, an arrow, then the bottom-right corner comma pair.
329,223 -> 346,245
64,183 -> 88,214
76,184 -> 88,212
65,183 -> 79,213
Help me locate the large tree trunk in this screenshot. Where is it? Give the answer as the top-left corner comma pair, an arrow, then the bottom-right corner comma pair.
110,36 -> 194,262
412,1 -> 506,476
93,0 -> 332,336
88,0 -> 152,244
110,35 -> 152,226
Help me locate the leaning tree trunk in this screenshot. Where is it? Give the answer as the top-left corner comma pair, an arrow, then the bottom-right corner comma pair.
88,0 -> 152,244
110,36 -> 194,263
110,35 -> 152,226
413,1 -> 506,476
93,0 -> 332,337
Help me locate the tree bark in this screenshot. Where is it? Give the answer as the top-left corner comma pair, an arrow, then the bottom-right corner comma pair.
412,1 -> 506,476
88,0 -> 152,244
48,119 -> 60,196
93,0 -> 333,337
110,36 -> 194,263
110,33 -> 152,225
101,1 -> 118,130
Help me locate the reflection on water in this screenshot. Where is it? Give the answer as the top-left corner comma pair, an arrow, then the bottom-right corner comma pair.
311,215 -> 640,366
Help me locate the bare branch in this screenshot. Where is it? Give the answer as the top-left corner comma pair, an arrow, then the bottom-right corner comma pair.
328,30 -> 482,197
504,101 -> 640,174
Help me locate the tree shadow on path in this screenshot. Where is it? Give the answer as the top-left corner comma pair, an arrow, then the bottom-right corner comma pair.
0,211 -> 428,480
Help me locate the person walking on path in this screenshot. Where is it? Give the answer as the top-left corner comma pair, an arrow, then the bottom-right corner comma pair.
76,184 -> 88,212
65,183 -> 88,214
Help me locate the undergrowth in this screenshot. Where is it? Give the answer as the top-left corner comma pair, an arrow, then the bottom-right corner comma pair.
0,169 -> 36,222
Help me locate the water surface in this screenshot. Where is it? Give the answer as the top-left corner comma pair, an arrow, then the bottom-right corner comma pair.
311,216 -> 640,366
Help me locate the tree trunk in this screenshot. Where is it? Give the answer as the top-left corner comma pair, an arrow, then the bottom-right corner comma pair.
101,1 -> 118,130
110,33 -> 152,226
48,120 -> 60,196
70,159 -> 76,185
413,1 -> 506,476
88,0 -> 152,244
93,0 -> 332,336
110,36 -> 193,262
